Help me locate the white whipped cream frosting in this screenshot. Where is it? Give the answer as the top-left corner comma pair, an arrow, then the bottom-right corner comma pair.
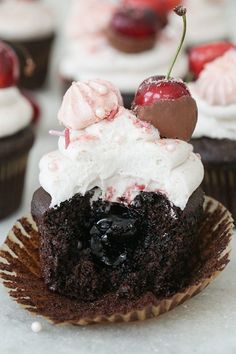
60,0 -> 187,93
0,0 -> 55,40
0,87 -> 33,138
39,80 -> 203,210
184,0 -> 231,45
191,49 -> 236,140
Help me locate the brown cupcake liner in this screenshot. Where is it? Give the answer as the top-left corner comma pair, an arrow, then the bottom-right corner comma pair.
8,34 -> 55,90
0,197 -> 233,325
0,153 -> 29,220
202,165 -> 236,221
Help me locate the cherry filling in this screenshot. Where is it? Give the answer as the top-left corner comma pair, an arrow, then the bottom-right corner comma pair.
110,7 -> 159,38
90,215 -> 138,266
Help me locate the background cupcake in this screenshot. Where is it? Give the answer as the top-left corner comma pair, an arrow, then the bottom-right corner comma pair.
184,0 -> 232,46
0,0 -> 56,89
59,0 -> 188,108
190,47 -> 236,219
0,41 -> 34,219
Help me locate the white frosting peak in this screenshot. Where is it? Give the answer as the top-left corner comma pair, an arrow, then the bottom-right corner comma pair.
194,49 -> 236,106
0,0 -> 55,40
0,86 -> 33,138
190,50 -> 236,140
40,81 -> 204,210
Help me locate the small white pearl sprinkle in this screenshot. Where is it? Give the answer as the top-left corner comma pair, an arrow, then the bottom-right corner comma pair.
166,143 -> 176,152
98,85 -> 108,95
31,321 -> 42,333
95,107 -> 106,119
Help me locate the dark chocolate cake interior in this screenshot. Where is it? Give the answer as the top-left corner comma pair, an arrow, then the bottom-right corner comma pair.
32,187 -> 204,302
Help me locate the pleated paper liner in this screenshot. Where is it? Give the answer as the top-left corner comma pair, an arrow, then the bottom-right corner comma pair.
0,154 -> 28,220
0,196 -> 234,326
202,165 -> 236,221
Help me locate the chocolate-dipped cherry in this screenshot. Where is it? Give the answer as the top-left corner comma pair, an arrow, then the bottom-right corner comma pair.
0,41 -> 19,88
132,6 -> 198,141
107,6 -> 160,53
189,41 -> 236,79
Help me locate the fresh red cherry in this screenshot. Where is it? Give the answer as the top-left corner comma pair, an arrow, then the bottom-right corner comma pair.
0,41 -> 19,88
111,6 -> 159,38
132,6 -> 198,141
123,0 -> 182,15
189,41 -> 236,78
134,75 -> 190,106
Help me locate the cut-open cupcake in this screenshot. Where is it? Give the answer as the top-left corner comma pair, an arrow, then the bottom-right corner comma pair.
0,6 -> 234,326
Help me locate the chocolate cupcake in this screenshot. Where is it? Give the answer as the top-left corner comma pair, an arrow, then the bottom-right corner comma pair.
0,0 -> 55,89
0,42 -> 34,219
0,6 -> 233,326
190,48 -> 236,219
59,0 -> 187,108
29,74 -> 206,311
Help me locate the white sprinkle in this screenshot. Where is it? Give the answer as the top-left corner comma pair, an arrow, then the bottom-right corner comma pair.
31,321 -> 42,333
98,85 -> 108,95
166,143 -> 176,152
49,130 -> 65,137
95,107 -> 106,119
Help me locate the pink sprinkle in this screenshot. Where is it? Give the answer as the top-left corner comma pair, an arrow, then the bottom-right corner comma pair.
135,183 -> 145,191
106,187 -> 116,201
134,119 -> 152,132
81,134 -> 98,141
65,128 -> 71,149
49,130 -> 65,137
107,107 -> 119,121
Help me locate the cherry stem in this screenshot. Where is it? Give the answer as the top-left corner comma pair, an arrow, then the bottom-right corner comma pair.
166,6 -> 187,80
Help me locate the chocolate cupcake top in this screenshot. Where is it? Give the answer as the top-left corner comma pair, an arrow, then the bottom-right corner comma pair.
39,79 -> 203,210
190,48 -> 236,140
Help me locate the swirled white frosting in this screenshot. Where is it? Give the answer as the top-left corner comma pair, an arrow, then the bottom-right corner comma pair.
0,0 -> 55,40
191,49 -> 236,140
184,0 -> 231,45
0,87 -> 33,138
40,109 -> 203,210
60,0 -> 187,93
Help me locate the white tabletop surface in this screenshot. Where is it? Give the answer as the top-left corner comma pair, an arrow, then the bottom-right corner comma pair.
1,1 -> 236,353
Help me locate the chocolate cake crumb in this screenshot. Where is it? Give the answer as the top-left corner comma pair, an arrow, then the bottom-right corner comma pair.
32,188 -> 204,302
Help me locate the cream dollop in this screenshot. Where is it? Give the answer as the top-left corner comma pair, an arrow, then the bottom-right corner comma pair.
0,86 -> 33,138
0,0 -> 55,40
40,104 -> 204,210
194,49 -> 236,106
58,80 -> 123,130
